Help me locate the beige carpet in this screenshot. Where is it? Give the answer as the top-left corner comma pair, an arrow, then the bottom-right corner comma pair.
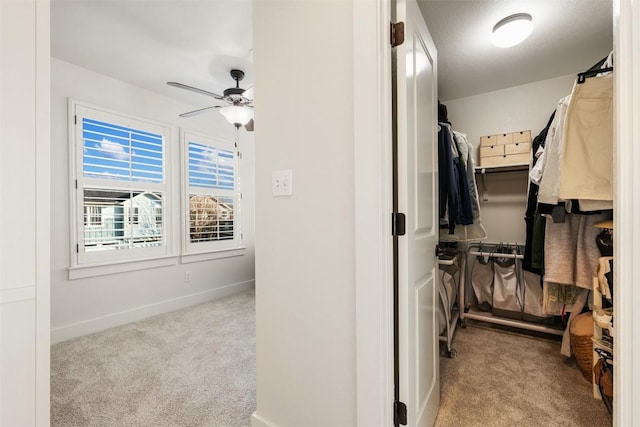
52,291 -> 611,427
436,322 -> 611,427
51,290 -> 256,427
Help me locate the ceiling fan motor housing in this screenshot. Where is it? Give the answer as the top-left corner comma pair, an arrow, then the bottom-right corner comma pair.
224,87 -> 245,98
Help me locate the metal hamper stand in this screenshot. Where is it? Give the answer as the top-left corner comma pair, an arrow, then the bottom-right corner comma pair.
438,252 -> 463,358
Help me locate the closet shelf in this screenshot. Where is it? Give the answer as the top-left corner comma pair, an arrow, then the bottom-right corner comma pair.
474,163 -> 529,201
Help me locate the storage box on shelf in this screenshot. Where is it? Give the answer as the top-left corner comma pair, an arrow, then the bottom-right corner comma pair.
479,130 -> 531,167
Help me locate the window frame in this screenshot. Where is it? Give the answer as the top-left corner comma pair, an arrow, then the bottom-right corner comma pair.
181,130 -> 243,255
69,100 -> 172,268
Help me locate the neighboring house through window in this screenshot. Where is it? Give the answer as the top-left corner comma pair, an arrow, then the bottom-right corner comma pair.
183,131 -> 241,253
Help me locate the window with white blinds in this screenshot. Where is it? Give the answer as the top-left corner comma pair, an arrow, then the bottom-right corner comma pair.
183,132 -> 240,253
71,102 -> 170,266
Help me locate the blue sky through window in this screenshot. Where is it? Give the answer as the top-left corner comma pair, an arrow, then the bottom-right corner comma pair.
83,118 -> 164,183
188,141 -> 235,190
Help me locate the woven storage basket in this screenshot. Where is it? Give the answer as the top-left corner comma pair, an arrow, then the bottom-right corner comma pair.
570,311 -> 594,381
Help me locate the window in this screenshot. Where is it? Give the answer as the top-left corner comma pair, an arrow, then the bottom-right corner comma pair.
71,102 -> 170,266
84,206 -> 103,227
183,131 -> 241,253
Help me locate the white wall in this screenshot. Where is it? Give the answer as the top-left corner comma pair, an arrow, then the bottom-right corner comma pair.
252,2 -> 356,426
50,58 -> 255,343
0,0 -> 50,425
443,73 -> 577,242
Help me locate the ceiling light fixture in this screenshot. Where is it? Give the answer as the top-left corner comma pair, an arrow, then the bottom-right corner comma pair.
219,105 -> 253,128
492,13 -> 533,48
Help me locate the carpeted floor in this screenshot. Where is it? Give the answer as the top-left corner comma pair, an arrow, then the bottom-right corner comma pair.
51,290 -> 256,427
52,291 -> 612,427
435,322 -> 612,427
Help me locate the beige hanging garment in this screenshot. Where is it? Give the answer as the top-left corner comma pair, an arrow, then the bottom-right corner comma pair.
558,74 -> 613,201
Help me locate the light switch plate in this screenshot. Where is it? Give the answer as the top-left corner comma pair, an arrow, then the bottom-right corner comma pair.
272,170 -> 293,196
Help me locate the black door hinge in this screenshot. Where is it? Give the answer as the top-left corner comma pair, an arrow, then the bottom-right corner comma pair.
394,400 -> 407,425
390,22 -> 405,47
392,212 -> 406,236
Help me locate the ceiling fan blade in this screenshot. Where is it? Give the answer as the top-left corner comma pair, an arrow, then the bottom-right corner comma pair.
179,105 -> 222,118
244,118 -> 254,132
243,85 -> 254,100
167,81 -> 224,100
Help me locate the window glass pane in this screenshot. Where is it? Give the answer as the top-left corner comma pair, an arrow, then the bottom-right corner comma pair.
83,188 -> 163,251
188,142 -> 235,190
189,195 -> 234,242
83,118 -> 164,183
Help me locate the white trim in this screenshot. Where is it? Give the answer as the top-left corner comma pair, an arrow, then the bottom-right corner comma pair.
35,0 -> 51,423
35,0 -> 51,427
614,1 -> 640,425
68,99 -> 173,267
251,412 -> 282,427
68,255 -> 178,280
354,0 -> 394,426
51,279 -> 255,344
180,247 -> 246,264
181,129 -> 242,254
0,286 -> 36,304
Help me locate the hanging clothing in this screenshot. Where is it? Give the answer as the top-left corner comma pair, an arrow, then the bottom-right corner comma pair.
444,131 -> 487,241
543,212 -> 609,290
536,95 -> 571,206
558,73 -> 614,203
438,123 -> 473,234
523,112 -> 555,274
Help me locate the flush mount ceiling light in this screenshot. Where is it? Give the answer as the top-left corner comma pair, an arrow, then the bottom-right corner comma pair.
492,13 -> 533,48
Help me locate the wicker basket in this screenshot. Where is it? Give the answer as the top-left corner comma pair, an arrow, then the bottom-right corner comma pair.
570,311 -> 594,382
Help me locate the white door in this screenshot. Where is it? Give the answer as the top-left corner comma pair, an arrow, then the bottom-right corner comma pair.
395,0 -> 439,425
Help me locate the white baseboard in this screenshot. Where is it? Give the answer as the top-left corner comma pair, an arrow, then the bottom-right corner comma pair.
51,280 -> 254,344
251,412 -> 281,427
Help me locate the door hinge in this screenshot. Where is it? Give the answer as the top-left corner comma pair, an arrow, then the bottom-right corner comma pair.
390,22 -> 405,47
394,400 -> 407,425
75,179 -> 78,189
74,115 -> 77,125
392,212 -> 406,236
76,244 -> 79,253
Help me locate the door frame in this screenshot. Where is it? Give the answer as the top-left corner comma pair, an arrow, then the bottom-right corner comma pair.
613,0 -> 640,425
354,1 -> 640,426
354,0 -> 394,425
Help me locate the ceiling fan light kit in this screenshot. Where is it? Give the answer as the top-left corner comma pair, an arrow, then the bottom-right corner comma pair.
220,105 -> 253,128
492,13 -> 533,48
168,69 -> 254,130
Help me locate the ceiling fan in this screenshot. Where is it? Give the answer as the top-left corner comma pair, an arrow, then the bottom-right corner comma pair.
167,69 -> 254,131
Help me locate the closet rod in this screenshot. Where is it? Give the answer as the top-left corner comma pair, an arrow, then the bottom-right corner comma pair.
468,250 -> 524,260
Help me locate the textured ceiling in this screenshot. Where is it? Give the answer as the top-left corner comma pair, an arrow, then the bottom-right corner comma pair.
52,1 -> 613,107
417,0 -> 613,101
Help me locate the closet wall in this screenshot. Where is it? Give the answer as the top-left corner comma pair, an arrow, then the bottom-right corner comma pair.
444,72 -> 579,242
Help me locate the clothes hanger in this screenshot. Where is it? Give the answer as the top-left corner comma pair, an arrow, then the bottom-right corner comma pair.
577,54 -> 614,84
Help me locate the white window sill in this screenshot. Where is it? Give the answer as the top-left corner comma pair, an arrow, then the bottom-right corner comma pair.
180,247 -> 246,264
68,256 -> 179,280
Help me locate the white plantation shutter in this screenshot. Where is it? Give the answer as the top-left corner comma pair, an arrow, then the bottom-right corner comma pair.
183,132 -> 241,252
72,102 -> 170,265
